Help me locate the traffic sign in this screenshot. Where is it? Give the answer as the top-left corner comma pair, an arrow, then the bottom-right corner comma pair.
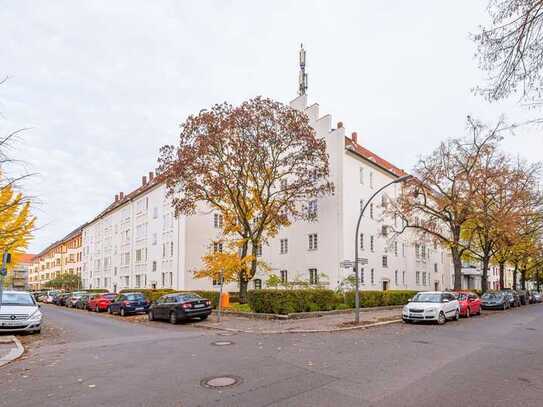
340,258 -> 368,268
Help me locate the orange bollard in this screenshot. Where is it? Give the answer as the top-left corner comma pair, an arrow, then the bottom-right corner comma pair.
220,292 -> 230,309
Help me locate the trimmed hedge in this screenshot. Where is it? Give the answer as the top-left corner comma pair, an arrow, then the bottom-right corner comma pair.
247,289 -> 418,314
86,288 -> 110,294
247,289 -> 342,314
344,290 -> 418,308
119,289 -> 220,307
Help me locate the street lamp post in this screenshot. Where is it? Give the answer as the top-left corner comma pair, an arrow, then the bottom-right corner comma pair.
353,174 -> 412,324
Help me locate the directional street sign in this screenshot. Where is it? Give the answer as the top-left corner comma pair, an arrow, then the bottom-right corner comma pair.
340,258 -> 368,268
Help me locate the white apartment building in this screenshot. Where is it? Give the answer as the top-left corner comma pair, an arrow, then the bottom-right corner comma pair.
81,93 -> 454,293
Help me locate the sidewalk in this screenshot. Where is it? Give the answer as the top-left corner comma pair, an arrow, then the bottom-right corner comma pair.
192,307 -> 403,334
0,336 -> 24,367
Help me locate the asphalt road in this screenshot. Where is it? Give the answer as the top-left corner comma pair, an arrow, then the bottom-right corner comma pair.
2,303 -> 543,407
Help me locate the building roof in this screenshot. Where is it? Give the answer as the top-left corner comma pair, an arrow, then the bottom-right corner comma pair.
344,137 -> 407,178
34,222 -> 87,259
18,253 -> 36,264
87,173 -> 164,227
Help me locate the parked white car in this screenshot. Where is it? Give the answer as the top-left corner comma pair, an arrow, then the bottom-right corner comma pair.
402,291 -> 460,325
0,291 -> 42,334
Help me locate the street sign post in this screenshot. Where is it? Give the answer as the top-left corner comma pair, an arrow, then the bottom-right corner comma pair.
0,252 -> 12,312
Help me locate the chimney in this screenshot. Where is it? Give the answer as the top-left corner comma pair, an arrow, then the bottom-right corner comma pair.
119,192 -> 124,199
337,121 -> 343,129
115,194 -> 119,202
351,132 -> 358,144
148,171 -> 154,181
142,175 -> 147,186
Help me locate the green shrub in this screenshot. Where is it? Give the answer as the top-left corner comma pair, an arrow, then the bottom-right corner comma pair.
344,290 -> 418,308
247,289 -> 342,314
86,288 -> 109,294
335,303 -> 350,310
228,292 -> 240,304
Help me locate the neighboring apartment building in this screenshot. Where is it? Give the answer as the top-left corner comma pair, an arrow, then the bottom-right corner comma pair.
29,225 -> 85,290
6,253 -> 35,290
81,93 -> 454,292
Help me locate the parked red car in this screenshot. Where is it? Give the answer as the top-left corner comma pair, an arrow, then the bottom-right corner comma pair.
454,291 -> 481,317
88,293 -> 117,312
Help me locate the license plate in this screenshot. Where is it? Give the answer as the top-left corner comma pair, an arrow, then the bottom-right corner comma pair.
194,304 -> 205,308
1,321 -> 24,327
135,307 -> 144,311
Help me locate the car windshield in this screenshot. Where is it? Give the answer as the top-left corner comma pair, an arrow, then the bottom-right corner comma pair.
125,294 -> 144,301
176,294 -> 202,302
412,293 -> 442,303
482,293 -> 501,300
455,293 -> 468,301
0,293 -> 36,306
103,294 -> 116,299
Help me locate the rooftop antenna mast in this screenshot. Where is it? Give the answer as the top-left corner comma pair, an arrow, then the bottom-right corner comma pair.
298,43 -> 308,96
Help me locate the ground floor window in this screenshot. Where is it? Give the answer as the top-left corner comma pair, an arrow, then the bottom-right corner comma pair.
416,272 -> 420,285
370,269 -> 375,285
254,279 -> 262,289
280,270 -> 288,284
309,268 -> 318,285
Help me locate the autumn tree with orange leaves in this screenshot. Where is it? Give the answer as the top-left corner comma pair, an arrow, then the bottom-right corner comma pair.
159,97 -> 333,302
390,118 -> 503,290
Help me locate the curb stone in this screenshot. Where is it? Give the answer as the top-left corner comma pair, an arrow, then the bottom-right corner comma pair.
0,336 -> 25,367
192,319 -> 403,334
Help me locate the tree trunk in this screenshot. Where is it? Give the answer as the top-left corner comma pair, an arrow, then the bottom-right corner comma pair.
239,279 -> 248,304
537,270 -> 541,291
451,247 -> 463,290
520,269 -> 526,290
481,256 -> 490,294
498,261 -> 505,289
238,241 -> 249,304
513,265 -> 518,290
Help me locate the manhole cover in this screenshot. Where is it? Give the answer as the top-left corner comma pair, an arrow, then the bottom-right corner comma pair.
211,340 -> 234,346
201,376 -> 242,389
526,328 -> 537,331
413,340 -> 431,345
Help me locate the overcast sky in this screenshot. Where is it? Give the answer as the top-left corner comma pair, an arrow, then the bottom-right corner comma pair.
1,1 -> 541,253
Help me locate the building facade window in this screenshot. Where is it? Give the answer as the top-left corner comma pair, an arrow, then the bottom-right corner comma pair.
422,272 -> 427,286
254,279 -> 262,290
370,236 -> 374,252
359,167 -> 364,184
213,242 -> 223,253
152,261 -> 157,272
280,270 -> 288,284
369,172 -> 374,188
382,256 -> 388,268
434,263 -> 438,273
360,267 -> 365,284
359,233 -> 364,250
402,271 -> 406,286
213,213 -> 224,229
370,203 -> 374,219
309,268 -> 318,284
416,272 -> 420,285
308,233 -> 318,251
394,241 -> 398,256
394,270 -> 398,286
308,200 -> 318,217
370,268 -> 375,285
280,239 -> 288,254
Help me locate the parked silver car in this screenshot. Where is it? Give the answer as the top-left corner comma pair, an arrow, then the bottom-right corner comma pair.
403,291 -> 460,325
0,291 -> 42,334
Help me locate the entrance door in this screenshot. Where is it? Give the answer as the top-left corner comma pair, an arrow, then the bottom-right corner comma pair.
382,281 -> 389,291
434,282 -> 439,291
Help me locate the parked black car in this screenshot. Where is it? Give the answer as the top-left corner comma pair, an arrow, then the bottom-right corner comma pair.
516,290 -> 528,305
52,293 -> 67,306
148,293 -> 212,324
75,294 -> 92,310
481,292 -> 510,310
528,291 -> 542,304
108,292 -> 150,316
501,290 -> 520,307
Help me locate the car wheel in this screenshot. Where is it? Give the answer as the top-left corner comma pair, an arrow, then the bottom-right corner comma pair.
200,315 -> 209,321
465,307 -> 471,318
437,312 -> 446,325
120,307 -> 126,317
403,319 -> 412,324
148,311 -> 155,321
454,309 -> 460,321
169,312 -> 178,324
34,329 -> 41,335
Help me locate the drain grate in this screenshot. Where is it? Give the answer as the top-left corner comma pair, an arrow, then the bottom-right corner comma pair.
413,340 -> 431,345
211,340 -> 234,346
201,376 -> 242,389
526,328 -> 537,331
